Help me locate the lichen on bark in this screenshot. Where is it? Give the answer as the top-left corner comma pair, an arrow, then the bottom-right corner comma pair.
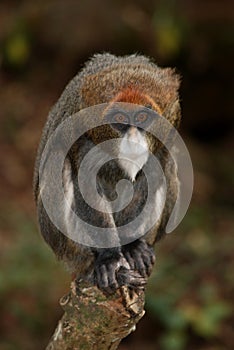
46,278 -> 146,350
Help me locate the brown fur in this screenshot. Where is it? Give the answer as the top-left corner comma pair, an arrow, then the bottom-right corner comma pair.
33,53 -> 181,283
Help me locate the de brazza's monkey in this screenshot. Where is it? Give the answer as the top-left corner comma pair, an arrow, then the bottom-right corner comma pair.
33,53 -> 181,293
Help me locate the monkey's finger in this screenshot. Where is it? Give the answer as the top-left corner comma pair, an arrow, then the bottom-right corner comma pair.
142,253 -> 154,276
117,267 -> 146,288
150,251 -> 156,265
138,243 -> 156,275
134,253 -> 147,277
96,264 -> 109,290
127,271 -> 146,288
147,247 -> 156,275
106,263 -> 119,292
124,250 -> 135,270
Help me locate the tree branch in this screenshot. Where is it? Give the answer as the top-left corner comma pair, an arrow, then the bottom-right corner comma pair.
46,278 -> 146,350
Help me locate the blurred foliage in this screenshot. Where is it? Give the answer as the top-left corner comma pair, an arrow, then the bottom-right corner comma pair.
2,20 -> 32,70
0,0 -> 233,349
0,206 -> 69,350
153,0 -> 189,59
146,209 -> 233,349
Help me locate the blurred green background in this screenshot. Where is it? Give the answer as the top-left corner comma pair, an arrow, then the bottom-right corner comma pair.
0,1 -> 233,349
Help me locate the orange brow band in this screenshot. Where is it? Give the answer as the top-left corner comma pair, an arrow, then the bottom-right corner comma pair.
110,88 -> 163,116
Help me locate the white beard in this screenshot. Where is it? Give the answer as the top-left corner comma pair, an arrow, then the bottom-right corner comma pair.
118,127 -> 149,181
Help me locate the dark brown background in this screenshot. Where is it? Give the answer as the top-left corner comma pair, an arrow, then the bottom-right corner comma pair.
0,1 -> 233,349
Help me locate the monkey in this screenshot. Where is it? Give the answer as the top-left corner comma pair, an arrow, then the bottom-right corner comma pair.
33,53 -> 181,293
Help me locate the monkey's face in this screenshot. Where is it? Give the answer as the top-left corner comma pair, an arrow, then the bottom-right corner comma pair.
85,85 -> 176,181
85,101 -> 168,181
103,105 -> 158,181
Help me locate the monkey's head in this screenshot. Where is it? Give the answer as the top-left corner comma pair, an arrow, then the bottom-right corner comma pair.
80,58 -> 181,180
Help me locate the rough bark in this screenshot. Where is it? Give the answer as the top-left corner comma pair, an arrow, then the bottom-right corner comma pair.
46,279 -> 146,350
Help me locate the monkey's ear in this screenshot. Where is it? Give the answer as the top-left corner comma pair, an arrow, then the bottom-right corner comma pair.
164,99 -> 181,129
165,68 -> 181,89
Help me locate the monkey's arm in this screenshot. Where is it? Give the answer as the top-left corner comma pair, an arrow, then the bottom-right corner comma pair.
154,148 -> 179,242
37,177 -> 126,295
121,149 -> 179,278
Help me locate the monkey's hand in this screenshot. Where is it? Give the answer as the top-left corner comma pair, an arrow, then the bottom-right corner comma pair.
94,248 -> 125,293
94,248 -> 146,293
122,239 -> 156,278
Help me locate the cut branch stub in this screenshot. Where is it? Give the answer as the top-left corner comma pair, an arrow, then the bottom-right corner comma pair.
46,278 -> 146,350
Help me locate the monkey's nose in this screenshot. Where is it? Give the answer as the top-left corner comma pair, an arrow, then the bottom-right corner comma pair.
128,126 -> 137,136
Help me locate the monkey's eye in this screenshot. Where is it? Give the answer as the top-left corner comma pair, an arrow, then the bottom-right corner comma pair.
113,113 -> 129,124
105,110 -> 130,132
134,112 -> 148,124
